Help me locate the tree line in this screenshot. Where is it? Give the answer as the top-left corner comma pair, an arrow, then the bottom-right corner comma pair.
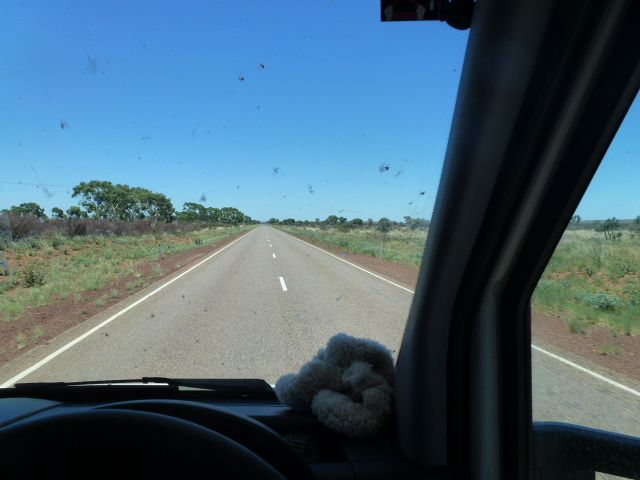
267,215 -> 430,231
569,215 -> 640,240
3,180 -> 255,225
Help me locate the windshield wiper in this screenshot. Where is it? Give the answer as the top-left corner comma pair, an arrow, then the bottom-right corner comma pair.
12,377 -> 274,394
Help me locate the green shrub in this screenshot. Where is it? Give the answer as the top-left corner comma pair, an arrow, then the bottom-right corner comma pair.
151,264 -> 163,278
28,239 -> 42,250
31,326 -> 45,340
51,236 -> 65,249
19,262 -> 47,287
576,291 -> 623,310
624,283 -> 640,306
567,317 -> 588,334
598,344 -> 620,355
0,255 -> 9,276
614,261 -> 634,277
0,280 -> 14,294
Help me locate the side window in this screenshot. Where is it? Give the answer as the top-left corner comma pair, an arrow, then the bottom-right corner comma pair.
532,94 -> 640,439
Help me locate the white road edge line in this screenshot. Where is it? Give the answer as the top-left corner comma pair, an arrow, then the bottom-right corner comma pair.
272,228 -> 640,398
531,344 -> 640,398
0,229 -> 254,388
272,253 -> 276,259
279,276 -> 288,292
277,228 -> 414,294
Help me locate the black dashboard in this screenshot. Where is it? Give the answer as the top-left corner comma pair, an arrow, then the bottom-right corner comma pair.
0,385 -> 431,479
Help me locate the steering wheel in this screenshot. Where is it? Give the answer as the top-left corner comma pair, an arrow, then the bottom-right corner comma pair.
0,404 -> 310,479
97,399 -> 315,479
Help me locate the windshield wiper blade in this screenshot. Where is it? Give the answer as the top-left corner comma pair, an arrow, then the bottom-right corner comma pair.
13,377 -> 274,393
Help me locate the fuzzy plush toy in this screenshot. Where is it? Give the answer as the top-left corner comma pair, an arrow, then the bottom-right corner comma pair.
275,333 -> 395,438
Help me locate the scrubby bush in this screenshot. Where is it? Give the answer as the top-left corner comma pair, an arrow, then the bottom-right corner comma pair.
51,236 -> 65,249
576,291 -> 623,310
19,262 -> 47,287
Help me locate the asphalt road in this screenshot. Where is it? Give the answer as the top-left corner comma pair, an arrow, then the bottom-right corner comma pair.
2,225 -> 640,439
2,226 -> 411,384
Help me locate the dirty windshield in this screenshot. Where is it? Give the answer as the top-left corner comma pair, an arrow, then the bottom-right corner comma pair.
0,2 -> 466,385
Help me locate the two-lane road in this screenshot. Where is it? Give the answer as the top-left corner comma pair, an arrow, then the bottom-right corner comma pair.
2,225 -> 640,438
1,226 -> 412,384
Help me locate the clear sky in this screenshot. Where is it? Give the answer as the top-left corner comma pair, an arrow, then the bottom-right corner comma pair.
0,1 -> 637,222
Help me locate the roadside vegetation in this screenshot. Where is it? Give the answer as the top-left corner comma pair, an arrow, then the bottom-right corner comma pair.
275,214 -> 640,336
0,226 -> 252,323
0,179 -> 257,325
533,226 -> 640,336
273,216 -> 428,267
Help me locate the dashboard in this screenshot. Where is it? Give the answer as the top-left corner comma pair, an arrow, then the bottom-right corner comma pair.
0,387 -> 429,479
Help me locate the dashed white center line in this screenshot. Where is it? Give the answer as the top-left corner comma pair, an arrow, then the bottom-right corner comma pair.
272,253 -> 276,259
279,276 -> 288,292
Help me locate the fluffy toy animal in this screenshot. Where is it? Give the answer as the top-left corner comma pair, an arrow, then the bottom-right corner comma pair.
275,333 -> 395,438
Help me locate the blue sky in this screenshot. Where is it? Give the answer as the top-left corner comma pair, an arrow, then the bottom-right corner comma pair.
0,1 -> 637,222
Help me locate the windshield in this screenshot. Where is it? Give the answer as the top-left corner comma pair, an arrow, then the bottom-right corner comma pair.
0,1 -> 467,385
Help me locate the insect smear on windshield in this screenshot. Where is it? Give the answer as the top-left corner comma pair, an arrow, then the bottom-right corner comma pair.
272,167 -> 279,176
86,53 -> 98,74
419,191 -> 426,196
378,162 -> 390,173
239,74 -> 245,81
59,120 -> 68,130
236,185 -> 240,190
258,63 -> 265,70
200,192 -> 207,202
408,201 -> 413,205
394,167 -> 405,178
141,136 -> 151,141
308,184 -> 314,194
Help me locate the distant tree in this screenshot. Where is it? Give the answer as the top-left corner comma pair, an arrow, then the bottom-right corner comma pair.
408,217 -> 429,231
51,207 -> 66,219
377,217 -> 391,233
337,216 -> 347,224
267,218 -> 280,224
597,217 -> 620,240
71,180 -> 174,222
366,218 -> 374,227
205,207 -> 221,223
325,215 -> 339,225
351,218 -> 364,227
10,202 -> 47,218
375,217 -> 392,259
281,218 -> 296,225
571,215 -> 582,225
66,206 -> 88,218
219,207 -> 245,225
176,202 -> 207,222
